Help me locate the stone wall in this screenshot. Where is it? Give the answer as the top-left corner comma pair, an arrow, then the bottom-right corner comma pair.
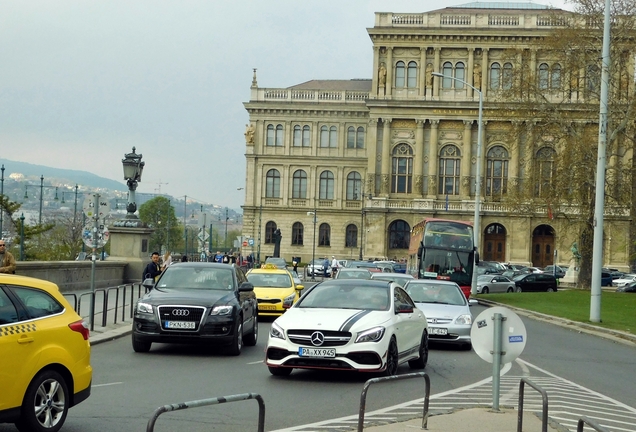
13,260 -> 129,292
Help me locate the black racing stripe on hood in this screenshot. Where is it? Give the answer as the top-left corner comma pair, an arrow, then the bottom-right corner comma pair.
339,310 -> 372,332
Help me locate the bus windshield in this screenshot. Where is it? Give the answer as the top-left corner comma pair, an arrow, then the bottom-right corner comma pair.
419,248 -> 473,287
423,221 -> 474,250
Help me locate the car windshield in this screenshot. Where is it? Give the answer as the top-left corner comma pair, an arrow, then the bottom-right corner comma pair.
247,273 -> 292,288
405,282 -> 465,306
337,269 -> 372,279
297,282 -> 389,311
156,266 -> 234,290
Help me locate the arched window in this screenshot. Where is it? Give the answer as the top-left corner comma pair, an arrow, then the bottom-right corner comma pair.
292,222 -> 304,245
551,64 -> 561,89
275,124 -> 283,146
265,169 -> 280,198
391,144 -> 413,194
407,61 -> 417,88
319,170 -> 334,200
535,147 -> 556,197
292,170 -> 307,199
266,124 -> 275,146
320,125 -> 329,147
319,223 -> 331,246
389,220 -> 410,249
442,62 -> 453,89
438,145 -> 461,195
490,63 -> 501,89
302,125 -> 310,147
455,62 -> 465,89
347,126 -> 355,148
395,61 -> 405,88
538,63 -> 549,89
329,126 -> 337,147
265,221 -> 277,244
502,63 -> 513,90
486,146 -> 509,196
346,224 -> 358,248
346,171 -> 362,200
293,125 -> 301,147
356,127 -> 365,148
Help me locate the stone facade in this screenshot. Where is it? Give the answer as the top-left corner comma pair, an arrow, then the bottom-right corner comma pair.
241,3 -> 635,270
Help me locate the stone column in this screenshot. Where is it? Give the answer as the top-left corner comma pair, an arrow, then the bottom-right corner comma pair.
461,120 -> 473,196
284,121 -> 292,155
419,48 -> 427,97
481,48 -> 489,99
509,121 -> 521,194
366,118 -> 379,196
427,120 -> 440,198
381,118 -> 392,195
467,48 -> 475,98
372,46 -> 380,98
311,121 -> 319,156
524,121 -> 535,182
414,119 -> 425,196
432,48 -> 441,99
386,47 -> 393,97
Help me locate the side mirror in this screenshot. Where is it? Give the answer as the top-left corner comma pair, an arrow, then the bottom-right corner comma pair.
296,284 -> 304,290
239,282 -> 255,292
468,299 -> 479,306
396,304 -> 413,314
142,278 -> 155,290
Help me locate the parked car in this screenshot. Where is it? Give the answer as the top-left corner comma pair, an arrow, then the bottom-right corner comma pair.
601,271 -> 614,287
370,272 -> 414,287
132,262 -> 258,355
476,275 -> 516,294
305,259 -> 330,277
334,268 -> 373,280
393,263 -> 407,274
264,257 -> 288,269
0,274 -> 92,432
616,281 -> 636,293
265,279 -> 428,376
512,273 -> 558,292
403,279 -> 476,349
247,264 -> 304,316
476,261 -> 506,275
612,273 -> 636,288
543,265 -> 566,278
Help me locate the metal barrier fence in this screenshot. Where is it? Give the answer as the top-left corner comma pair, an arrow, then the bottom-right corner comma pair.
64,283 -> 145,331
577,416 -> 611,432
146,393 -> 265,432
358,372 -> 430,431
517,378 -> 549,432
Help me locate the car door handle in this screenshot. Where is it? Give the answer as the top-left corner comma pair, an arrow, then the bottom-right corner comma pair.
18,336 -> 34,344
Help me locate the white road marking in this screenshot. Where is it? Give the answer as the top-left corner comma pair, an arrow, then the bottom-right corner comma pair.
93,382 -> 123,387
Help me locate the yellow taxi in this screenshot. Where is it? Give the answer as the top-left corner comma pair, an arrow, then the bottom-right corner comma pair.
0,274 -> 92,432
247,264 -> 304,316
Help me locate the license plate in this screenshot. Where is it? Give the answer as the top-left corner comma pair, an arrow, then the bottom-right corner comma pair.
165,321 -> 196,329
259,304 -> 277,310
429,328 -> 448,335
298,347 -> 336,358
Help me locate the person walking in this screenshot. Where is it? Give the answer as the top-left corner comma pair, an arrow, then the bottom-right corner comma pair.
0,241 -> 16,274
331,256 -> 340,278
322,257 -> 329,278
142,252 -> 162,282
161,251 -> 172,271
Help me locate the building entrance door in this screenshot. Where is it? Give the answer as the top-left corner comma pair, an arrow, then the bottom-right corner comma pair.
532,224 -> 555,268
483,223 -> 506,262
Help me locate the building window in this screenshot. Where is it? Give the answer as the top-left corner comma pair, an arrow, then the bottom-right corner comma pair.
346,224 -> 358,248
442,62 -> 453,89
346,172 -> 362,200
395,61 -> 405,88
586,64 -> 600,94
486,146 -> 509,197
266,124 -> 284,147
292,170 -> 307,199
293,125 -> 301,147
302,125 -> 310,147
356,127 -> 365,148
538,63 -> 549,89
265,221 -> 277,244
551,64 -> 561,89
319,170 -> 335,200
490,63 -> 501,89
292,222 -> 304,245
535,147 -> 556,197
266,169 -> 280,198
455,62 -> 465,88
347,126 -> 365,149
407,61 -> 417,88
319,223 -> 331,246
438,145 -> 461,195
502,63 -> 513,90
389,220 -> 410,249
320,125 -> 337,148
391,144 -> 413,194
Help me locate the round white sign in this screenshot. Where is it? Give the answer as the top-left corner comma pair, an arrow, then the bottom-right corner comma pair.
83,196 -> 111,219
82,223 -> 110,249
471,306 -> 527,364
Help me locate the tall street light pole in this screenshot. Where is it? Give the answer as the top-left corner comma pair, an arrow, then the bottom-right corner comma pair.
433,72 -> 483,297
38,175 -> 44,226
0,164 -> 4,237
224,207 -> 229,250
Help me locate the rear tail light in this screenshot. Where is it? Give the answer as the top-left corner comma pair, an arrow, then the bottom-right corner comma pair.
69,319 -> 90,340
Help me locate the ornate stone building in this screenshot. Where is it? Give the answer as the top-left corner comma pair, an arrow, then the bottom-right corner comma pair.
241,2 -> 635,269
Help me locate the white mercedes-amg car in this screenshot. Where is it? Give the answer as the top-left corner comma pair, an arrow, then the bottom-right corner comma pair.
265,279 -> 429,376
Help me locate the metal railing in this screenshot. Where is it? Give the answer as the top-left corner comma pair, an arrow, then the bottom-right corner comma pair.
517,378 -> 549,432
146,393 -> 265,432
358,372 -> 430,431
577,416 -> 611,432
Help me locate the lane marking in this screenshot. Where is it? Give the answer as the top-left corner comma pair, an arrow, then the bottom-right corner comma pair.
93,382 -> 123,387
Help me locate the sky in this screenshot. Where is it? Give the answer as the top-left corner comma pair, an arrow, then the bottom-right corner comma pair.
0,0 -> 571,211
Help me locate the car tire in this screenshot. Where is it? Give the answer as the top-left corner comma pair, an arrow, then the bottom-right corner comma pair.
506,287 -> 514,293
227,317 -> 243,356
547,287 -> 556,292
244,314 -> 258,346
16,370 -> 69,432
482,287 -> 489,294
383,337 -> 399,376
268,366 -> 293,376
408,331 -> 428,369
132,336 -> 152,353
515,286 -> 523,293
462,342 -> 473,351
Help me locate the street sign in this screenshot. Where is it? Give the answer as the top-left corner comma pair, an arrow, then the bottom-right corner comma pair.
242,241 -> 248,247
471,306 -> 527,364
198,212 -> 209,228
197,227 -> 209,242
82,222 -> 110,249
83,196 -> 111,219
248,238 -> 254,246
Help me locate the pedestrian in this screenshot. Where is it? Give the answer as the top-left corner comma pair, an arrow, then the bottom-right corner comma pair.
292,260 -> 298,274
161,251 -> 172,271
323,257 -> 329,278
222,253 -> 230,264
215,251 -> 223,263
181,254 -> 188,262
247,253 -> 253,269
0,241 -> 16,274
142,252 -> 162,282
331,256 -> 340,278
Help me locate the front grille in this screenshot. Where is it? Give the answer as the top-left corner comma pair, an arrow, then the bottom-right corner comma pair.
287,329 -> 351,347
267,347 -> 293,360
158,305 -> 205,332
257,298 -> 281,304
283,358 -> 354,370
430,333 -> 459,340
427,318 -> 453,325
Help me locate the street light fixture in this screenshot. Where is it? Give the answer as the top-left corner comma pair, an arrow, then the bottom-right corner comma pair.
121,147 -> 145,219
432,72 -> 483,297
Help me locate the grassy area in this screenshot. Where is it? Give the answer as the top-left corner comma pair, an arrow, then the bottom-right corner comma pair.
476,290 -> 636,335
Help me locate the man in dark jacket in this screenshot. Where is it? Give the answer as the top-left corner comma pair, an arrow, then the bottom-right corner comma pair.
142,252 -> 162,282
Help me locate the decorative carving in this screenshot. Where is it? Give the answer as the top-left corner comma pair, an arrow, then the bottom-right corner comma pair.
487,133 -> 508,144
473,63 -> 482,89
471,156 -> 477,165
423,155 -> 429,163
426,63 -> 433,87
381,174 -> 390,194
461,176 -> 471,187
439,121 -> 463,130
378,63 -> 387,89
439,131 -> 463,140
428,176 -> 437,191
414,175 -> 423,193
376,153 -> 382,162
391,119 -> 416,129
244,124 -> 255,145
392,130 -> 415,139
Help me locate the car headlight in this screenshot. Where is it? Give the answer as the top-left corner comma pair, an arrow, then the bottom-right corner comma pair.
355,326 -> 385,343
136,302 -> 154,313
270,322 -> 286,340
455,314 -> 472,326
210,305 -> 233,316
282,292 -> 296,308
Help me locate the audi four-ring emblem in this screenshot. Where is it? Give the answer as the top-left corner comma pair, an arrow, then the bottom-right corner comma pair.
172,309 -> 190,316
310,331 -> 325,346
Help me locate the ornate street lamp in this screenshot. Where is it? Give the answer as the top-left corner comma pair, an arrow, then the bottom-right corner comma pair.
19,213 -> 25,260
122,147 -> 145,219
